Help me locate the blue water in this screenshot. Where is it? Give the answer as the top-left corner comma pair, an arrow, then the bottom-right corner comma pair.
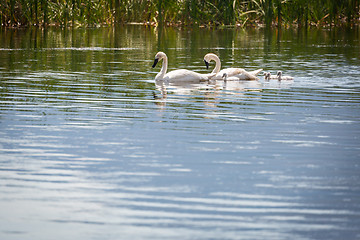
0,26 -> 359,240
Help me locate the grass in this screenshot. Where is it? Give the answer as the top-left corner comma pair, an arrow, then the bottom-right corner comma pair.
1,0 -> 359,27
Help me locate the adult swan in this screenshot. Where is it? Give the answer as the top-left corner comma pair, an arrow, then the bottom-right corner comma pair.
203,53 -> 262,80
152,52 -> 214,82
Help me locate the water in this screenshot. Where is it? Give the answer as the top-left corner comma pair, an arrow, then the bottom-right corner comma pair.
0,26 -> 360,240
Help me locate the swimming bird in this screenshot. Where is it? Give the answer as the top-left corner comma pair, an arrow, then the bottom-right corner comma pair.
152,52 -> 214,82
277,71 -> 294,80
222,72 -> 244,81
203,53 -> 262,80
263,72 -> 278,80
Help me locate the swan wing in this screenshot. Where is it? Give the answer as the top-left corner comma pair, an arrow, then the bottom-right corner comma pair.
233,71 -> 259,80
221,68 -> 262,77
220,68 -> 245,76
212,68 -> 262,80
211,68 -> 245,80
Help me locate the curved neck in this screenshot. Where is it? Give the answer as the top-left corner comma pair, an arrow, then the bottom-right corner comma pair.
159,55 -> 167,78
211,55 -> 221,74
157,55 -> 168,80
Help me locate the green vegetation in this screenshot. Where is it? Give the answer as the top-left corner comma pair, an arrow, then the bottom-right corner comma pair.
1,0 -> 359,27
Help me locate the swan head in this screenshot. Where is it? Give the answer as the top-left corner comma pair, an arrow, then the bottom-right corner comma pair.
264,72 -> 270,80
152,52 -> 166,68
203,53 -> 219,69
222,73 -> 228,80
277,71 -> 282,77
263,72 -> 267,79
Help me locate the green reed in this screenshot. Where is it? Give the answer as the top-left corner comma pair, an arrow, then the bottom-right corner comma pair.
0,0 -> 358,27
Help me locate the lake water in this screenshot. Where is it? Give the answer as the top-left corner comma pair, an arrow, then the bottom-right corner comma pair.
0,26 -> 359,240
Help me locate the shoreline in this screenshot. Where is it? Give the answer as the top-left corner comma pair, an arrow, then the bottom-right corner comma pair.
2,19 -> 360,30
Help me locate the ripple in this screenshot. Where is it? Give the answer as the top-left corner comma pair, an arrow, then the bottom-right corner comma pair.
1,26 -> 360,240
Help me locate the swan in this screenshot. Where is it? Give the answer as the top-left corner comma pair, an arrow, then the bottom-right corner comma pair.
222,72 -> 243,81
203,53 -> 262,80
277,71 -> 293,80
152,52 -> 214,82
263,72 -> 278,80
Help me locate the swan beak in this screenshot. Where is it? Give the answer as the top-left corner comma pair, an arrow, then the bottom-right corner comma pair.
204,60 -> 209,69
152,58 -> 159,68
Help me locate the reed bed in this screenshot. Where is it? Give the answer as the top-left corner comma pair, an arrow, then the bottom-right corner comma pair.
1,0 -> 359,27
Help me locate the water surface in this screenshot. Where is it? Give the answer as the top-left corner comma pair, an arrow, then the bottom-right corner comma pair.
0,26 -> 360,240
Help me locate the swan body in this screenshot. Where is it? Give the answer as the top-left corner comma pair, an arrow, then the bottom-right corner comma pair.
152,52 -> 214,82
203,53 -> 262,80
277,71 -> 294,80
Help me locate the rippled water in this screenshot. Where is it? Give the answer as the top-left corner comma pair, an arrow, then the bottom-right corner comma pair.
0,26 -> 360,240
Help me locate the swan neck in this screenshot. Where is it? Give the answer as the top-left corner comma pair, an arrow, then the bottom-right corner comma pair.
157,55 -> 168,79
161,55 -> 168,76
211,56 -> 221,74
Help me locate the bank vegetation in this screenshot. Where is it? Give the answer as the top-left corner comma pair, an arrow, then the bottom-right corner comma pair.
1,0 -> 359,28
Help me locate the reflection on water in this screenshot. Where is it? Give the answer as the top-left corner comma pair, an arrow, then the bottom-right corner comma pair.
0,26 -> 360,240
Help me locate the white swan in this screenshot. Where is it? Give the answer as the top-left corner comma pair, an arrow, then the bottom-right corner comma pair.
263,72 -> 278,80
222,72 -> 243,81
152,52 -> 214,82
203,53 -> 263,80
277,71 -> 294,80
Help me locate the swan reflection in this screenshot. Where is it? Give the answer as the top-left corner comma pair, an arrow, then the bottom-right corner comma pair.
154,78 -> 263,100
154,79 -> 216,98
222,79 -> 263,92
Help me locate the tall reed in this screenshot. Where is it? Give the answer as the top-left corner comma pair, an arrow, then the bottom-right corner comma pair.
0,0 -> 358,27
